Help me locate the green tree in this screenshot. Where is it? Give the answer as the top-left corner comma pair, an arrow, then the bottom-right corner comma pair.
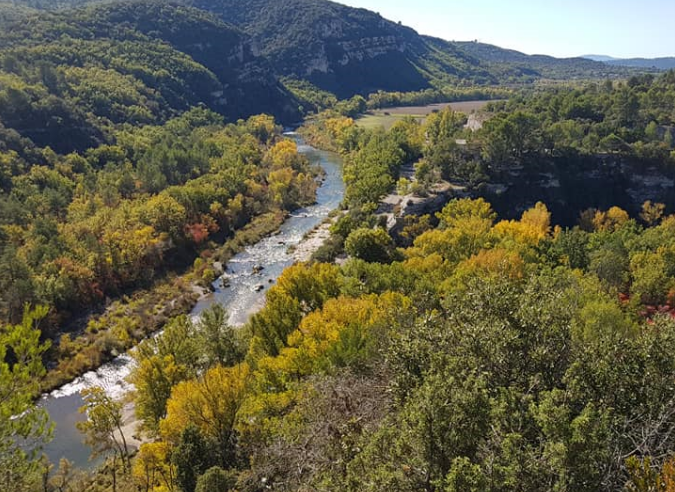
77,387 -> 130,471
129,316 -> 200,433
195,466 -> 238,492
481,111 -> 541,165
589,247 -> 630,291
196,304 -> 244,368
0,306 -> 52,492
645,121 -> 660,142
345,228 -> 395,263
443,457 -> 487,492
0,247 -> 35,323
174,425 -> 214,492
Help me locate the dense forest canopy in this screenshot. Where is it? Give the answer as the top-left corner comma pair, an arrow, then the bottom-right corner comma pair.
67,195 -> 675,492
0,0 -> 301,154
303,71 -> 675,227
2,0 -> 675,491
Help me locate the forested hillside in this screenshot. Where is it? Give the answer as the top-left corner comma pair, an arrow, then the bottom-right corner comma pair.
606,57 -> 675,70
454,40 -> 636,81
0,1 -> 321,393
3,1 -> 675,491
9,0 -> 637,99
0,1 -> 300,155
0,106 -> 318,389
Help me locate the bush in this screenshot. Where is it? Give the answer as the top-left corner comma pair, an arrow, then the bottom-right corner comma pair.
345,228 -> 395,263
195,466 -> 238,492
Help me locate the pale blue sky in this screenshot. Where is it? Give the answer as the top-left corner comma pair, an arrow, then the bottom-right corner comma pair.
338,0 -> 675,59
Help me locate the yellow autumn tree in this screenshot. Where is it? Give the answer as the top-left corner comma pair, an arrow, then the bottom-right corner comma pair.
454,248 -> 526,281
249,263 -> 343,357
160,363 -> 250,446
240,293 -> 409,439
408,198 -> 497,264
133,441 -> 176,492
641,201 -> 666,226
493,202 -> 552,248
592,206 -> 630,232
324,117 -> 355,140
266,140 -> 302,170
436,197 -> 496,230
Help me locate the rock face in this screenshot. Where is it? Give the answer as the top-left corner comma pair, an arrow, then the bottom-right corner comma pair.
187,0 -> 487,97
14,0 -> 632,99
478,156 -> 675,226
385,156 -> 674,235
385,183 -> 470,241
87,2 -> 302,122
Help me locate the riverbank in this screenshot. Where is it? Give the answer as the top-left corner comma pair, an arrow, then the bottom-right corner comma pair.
40,134 -> 346,470
116,402 -> 144,453
40,210 -> 288,397
110,211 -> 345,451
291,216 -> 338,262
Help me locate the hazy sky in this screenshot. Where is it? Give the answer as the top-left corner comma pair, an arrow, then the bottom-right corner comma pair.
338,0 -> 675,59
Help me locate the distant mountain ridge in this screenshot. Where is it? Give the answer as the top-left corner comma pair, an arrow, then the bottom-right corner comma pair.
582,54 -> 675,70
607,58 -> 675,70
454,41 -> 625,80
583,55 -> 620,62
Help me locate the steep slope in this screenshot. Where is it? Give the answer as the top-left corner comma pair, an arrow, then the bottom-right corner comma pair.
81,2 -> 302,122
6,0 -> 648,101
5,0 -> 516,96
0,2 -> 299,153
181,0 -> 498,96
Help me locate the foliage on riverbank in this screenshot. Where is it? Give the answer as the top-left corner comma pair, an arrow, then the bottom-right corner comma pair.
70,196 -> 675,492
1,109 -> 318,395
303,72 -> 675,264
39,209 -> 286,394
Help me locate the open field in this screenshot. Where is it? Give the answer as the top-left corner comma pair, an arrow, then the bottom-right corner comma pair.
356,100 -> 501,130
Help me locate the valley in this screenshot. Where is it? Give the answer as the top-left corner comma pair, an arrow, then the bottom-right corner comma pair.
38,134 -> 345,470
1,1 -> 675,491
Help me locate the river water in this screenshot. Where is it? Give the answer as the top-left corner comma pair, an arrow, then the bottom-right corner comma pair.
38,134 -> 344,469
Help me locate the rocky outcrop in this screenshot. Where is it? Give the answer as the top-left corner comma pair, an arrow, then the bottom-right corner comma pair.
478,156 -> 675,226
86,2 -> 302,123
187,0 -> 465,97
384,156 -> 674,233
384,182 -> 470,240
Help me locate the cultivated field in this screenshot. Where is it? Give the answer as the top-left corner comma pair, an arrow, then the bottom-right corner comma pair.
356,100 -> 500,130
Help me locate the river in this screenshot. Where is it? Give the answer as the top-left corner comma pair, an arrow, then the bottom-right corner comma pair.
38,134 -> 344,470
